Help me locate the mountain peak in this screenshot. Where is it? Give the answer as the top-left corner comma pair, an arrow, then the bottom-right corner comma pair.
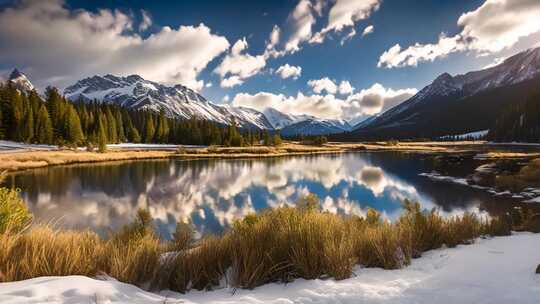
9,68 -> 24,80
433,72 -> 453,84
7,68 -> 34,92
64,73 -> 274,130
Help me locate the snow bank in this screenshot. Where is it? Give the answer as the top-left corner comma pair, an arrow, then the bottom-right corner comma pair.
107,143 -> 205,150
419,172 -> 540,203
1,233 -> 539,304
440,129 -> 489,140
0,140 -> 57,152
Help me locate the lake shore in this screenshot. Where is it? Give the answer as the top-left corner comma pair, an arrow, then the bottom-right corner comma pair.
1,141 -> 538,172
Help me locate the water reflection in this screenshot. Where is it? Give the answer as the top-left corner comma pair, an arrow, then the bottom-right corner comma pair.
4,152 -> 519,239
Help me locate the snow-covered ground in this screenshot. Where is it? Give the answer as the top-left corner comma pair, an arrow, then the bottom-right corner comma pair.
0,140 -> 205,152
419,172 -> 540,203
0,140 -> 58,152
440,129 -> 489,140
1,233 -> 539,304
107,143 -> 205,150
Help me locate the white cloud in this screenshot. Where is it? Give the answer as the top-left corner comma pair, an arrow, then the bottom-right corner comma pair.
312,0 -> 381,44
362,25 -> 374,36
338,80 -> 354,95
346,83 -> 418,116
340,28 -> 356,45
267,25 -> 281,51
220,76 -> 244,88
284,0 -> 317,53
222,94 -> 230,102
378,0 -> 540,68
139,9 -> 152,32
275,64 -> 302,79
324,0 -> 380,33
205,82 -> 213,88
308,77 -> 337,94
231,83 -> 416,122
214,37 -> 266,88
0,0 -> 230,92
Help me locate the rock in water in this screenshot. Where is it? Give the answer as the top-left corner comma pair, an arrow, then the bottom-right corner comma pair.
536,264 -> 540,274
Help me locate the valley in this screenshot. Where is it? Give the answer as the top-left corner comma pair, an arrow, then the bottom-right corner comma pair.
1,1 -> 540,303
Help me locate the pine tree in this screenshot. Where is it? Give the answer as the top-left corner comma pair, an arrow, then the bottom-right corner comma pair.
96,113 -> 108,152
115,110 -> 126,142
64,105 -> 84,146
35,104 -> 53,144
22,105 -> 34,143
105,108 -> 118,143
143,113 -> 155,143
11,91 -> 24,141
156,110 -> 169,143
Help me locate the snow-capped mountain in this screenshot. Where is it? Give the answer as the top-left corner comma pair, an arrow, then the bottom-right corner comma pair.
7,69 -> 35,92
263,107 -> 352,135
262,108 -> 311,129
64,74 -> 354,135
280,118 -> 352,136
350,46 -> 540,139
64,74 -> 273,130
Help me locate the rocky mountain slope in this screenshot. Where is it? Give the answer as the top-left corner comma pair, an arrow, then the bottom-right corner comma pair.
64,74 -> 274,130
63,74 -> 352,135
7,68 -> 34,92
348,47 -> 540,140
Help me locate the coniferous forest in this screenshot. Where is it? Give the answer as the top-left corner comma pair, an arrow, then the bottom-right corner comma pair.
0,84 -> 276,149
488,92 -> 540,142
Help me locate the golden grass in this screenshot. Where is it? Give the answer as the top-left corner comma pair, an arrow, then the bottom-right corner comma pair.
3,141 -> 536,172
0,194 -> 536,294
495,158 -> 540,192
0,150 -> 175,172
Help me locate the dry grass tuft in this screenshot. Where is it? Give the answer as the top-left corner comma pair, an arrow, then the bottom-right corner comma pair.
0,193 -> 534,294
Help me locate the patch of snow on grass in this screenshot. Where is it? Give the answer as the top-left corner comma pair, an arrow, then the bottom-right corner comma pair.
1,234 -> 539,303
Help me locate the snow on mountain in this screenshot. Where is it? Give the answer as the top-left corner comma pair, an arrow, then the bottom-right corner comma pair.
262,107 -> 352,136
280,118 -> 352,136
7,68 -> 35,92
64,74 -> 273,130
262,108 -> 310,129
357,46 -> 540,133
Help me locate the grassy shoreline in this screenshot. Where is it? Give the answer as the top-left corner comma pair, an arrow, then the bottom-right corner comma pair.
1,191 -> 539,293
0,141 -> 509,173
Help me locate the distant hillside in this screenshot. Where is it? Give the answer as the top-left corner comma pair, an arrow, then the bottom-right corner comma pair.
488,91 -> 540,142
341,47 -> 540,141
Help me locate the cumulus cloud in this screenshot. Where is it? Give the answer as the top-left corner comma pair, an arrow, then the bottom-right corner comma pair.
266,25 -> 281,51
311,0 -> 381,44
0,0 -> 230,91
362,25 -> 374,36
308,78 -> 355,95
214,37 -> 267,88
275,0 -> 380,55
346,83 -> 418,116
284,0 -> 317,53
231,83 -> 416,122
308,77 -> 337,94
220,75 -> 244,88
139,9 -> 152,32
275,64 -> 302,79
378,0 -> 540,68
338,80 -> 354,95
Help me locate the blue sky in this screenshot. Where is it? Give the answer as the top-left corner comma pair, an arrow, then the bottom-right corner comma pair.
1,0 -> 540,122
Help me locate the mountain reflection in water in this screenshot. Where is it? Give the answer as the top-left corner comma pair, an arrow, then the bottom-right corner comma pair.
4,152 -> 519,239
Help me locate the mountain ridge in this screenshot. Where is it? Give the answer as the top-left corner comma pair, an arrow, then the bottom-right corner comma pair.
348,46 -> 540,139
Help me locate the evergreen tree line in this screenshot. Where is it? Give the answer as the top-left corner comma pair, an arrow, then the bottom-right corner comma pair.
0,84 -> 280,149
488,92 -> 540,142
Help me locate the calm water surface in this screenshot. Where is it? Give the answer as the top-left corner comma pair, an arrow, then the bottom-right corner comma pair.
4,152 -> 523,238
